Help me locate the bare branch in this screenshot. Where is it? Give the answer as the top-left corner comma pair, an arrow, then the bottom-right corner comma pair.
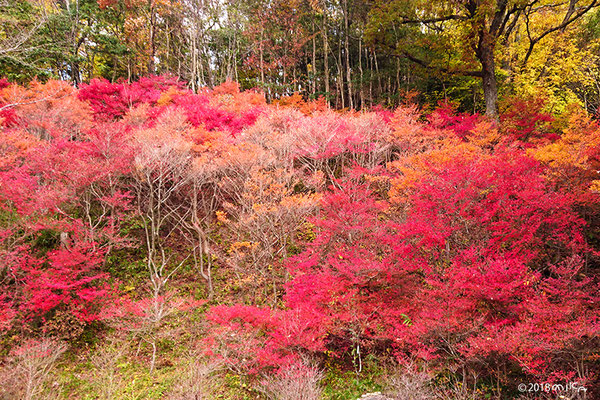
523,0 -> 599,65
398,51 -> 483,78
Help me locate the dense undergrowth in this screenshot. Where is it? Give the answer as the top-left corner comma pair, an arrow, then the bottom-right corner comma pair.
0,76 -> 599,399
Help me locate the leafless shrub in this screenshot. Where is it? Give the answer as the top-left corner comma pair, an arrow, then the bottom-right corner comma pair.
258,362 -> 324,400
90,337 -> 128,400
167,359 -> 223,400
430,371 -> 487,400
387,366 -> 434,400
1,338 -> 66,400
387,364 -> 491,400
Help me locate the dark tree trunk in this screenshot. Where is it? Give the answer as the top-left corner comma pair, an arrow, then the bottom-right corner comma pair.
481,52 -> 498,119
477,31 -> 499,119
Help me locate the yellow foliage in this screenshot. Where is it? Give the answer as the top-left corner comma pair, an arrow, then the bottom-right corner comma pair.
530,109 -> 600,195
506,20 -> 596,113
216,210 -> 229,224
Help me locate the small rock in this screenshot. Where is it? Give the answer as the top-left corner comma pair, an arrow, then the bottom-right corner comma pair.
358,392 -> 393,400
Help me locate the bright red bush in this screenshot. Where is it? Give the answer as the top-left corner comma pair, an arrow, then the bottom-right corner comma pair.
428,101 -> 481,140
78,75 -> 183,121
207,154 -> 599,383
16,240 -> 113,324
0,222 -> 117,334
501,97 -> 556,142
399,152 -> 587,264
170,93 -> 261,134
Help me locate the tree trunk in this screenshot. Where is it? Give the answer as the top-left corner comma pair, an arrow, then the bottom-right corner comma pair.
260,27 -> 265,86
367,47 -> 372,106
337,35 -> 344,108
477,32 -> 499,119
482,63 -> 498,119
312,21 -> 316,97
343,0 -> 353,109
358,37 -> 364,108
322,3 -> 330,103
148,0 -> 156,74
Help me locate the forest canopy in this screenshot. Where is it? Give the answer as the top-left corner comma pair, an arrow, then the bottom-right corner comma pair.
1,0 -> 600,115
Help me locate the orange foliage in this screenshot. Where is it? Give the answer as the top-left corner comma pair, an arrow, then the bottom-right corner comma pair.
386,107 -> 500,204
531,109 -> 600,196
0,129 -> 37,170
209,81 -> 266,114
0,80 -> 92,140
274,93 -> 329,115
156,86 -> 188,106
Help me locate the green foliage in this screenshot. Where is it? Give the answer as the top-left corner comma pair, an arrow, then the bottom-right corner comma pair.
55,360 -> 97,399
53,348 -> 178,399
106,250 -> 146,283
322,361 -> 385,400
32,228 -> 60,253
220,373 -> 263,400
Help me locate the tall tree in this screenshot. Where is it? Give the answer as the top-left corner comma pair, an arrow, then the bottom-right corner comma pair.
0,0 -> 53,82
366,0 -> 599,118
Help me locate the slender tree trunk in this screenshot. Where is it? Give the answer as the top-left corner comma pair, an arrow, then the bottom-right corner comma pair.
148,0 -> 156,74
70,0 -> 82,85
374,51 -> 381,100
312,21 -> 317,97
337,35 -> 344,108
367,48 -> 372,106
234,31 -> 239,83
198,40 -> 205,88
165,19 -> 170,73
127,55 -> 132,82
190,31 -> 197,91
260,27 -> 265,86
293,65 -> 297,92
396,57 -> 401,105
359,37 -> 364,109
343,0 -> 353,109
322,8 -> 330,104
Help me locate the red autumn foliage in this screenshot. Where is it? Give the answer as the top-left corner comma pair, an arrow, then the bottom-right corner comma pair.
77,76 -> 263,135
0,222 -> 117,335
1,77 -> 599,396
399,152 -> 587,264
16,241 -> 113,324
78,76 -> 183,121
0,79 -> 17,126
501,97 -> 556,142
428,101 -> 481,140
169,93 -> 261,134
206,153 -> 599,385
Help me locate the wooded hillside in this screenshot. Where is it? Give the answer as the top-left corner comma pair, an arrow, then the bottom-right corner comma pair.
1,1 -> 600,399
